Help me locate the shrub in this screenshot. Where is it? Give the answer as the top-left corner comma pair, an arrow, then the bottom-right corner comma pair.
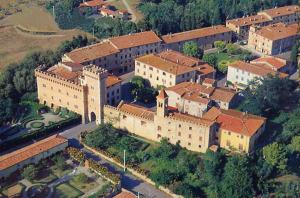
66,147 -> 85,163
22,165 -> 38,181
74,173 -> 88,183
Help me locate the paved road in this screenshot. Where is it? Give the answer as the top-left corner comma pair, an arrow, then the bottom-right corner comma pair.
59,124 -> 170,198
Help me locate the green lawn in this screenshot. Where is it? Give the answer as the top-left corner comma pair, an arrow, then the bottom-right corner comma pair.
50,165 -> 73,178
54,183 -> 83,198
69,175 -> 102,193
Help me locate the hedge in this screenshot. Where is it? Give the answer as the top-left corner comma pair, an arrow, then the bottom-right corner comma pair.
0,114 -> 81,151
66,147 -> 121,184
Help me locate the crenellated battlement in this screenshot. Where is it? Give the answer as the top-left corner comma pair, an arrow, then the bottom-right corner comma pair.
83,64 -> 108,77
35,66 -> 84,90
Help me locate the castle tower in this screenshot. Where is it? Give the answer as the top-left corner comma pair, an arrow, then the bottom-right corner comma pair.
82,65 -> 108,124
156,89 -> 168,117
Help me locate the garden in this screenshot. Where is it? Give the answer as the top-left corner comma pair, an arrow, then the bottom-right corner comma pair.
0,96 -> 81,152
0,151 -> 116,198
203,41 -> 256,74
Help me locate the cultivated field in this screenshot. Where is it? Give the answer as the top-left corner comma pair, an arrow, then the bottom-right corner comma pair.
0,4 -> 92,69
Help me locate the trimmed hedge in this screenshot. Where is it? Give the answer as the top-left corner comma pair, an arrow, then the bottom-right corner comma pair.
0,115 -> 81,151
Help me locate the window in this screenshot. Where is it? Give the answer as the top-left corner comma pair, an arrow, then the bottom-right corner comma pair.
198,145 -> 202,148
157,126 -> 162,131
188,142 -> 191,146
178,132 -> 181,136
74,105 -> 78,109
123,115 -> 127,119
141,121 -> 146,125
241,135 -> 244,139
149,67 -> 153,71
163,72 -> 166,76
74,95 -> 78,99
178,124 -> 181,128
189,134 -> 192,138
189,127 -> 192,130
228,131 -> 231,135
42,84 -> 46,87
199,136 -> 202,141
157,134 -> 161,138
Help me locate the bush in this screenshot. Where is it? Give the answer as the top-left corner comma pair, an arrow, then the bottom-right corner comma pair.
66,147 -> 85,163
30,121 -> 45,129
74,173 -> 88,183
22,165 -> 38,181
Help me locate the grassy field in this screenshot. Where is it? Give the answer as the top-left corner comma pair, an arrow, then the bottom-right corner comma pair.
54,183 -> 84,198
126,0 -> 143,21
0,4 -> 92,69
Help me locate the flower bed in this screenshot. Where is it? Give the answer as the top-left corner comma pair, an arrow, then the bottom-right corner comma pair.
30,121 -> 45,129
66,147 -> 85,163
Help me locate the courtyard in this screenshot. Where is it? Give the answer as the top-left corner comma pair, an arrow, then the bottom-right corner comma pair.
0,153 -> 114,198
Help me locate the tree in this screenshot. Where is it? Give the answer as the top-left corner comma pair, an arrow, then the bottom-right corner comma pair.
217,60 -> 230,73
203,150 -> 226,198
288,136 -> 300,153
22,164 -> 38,181
203,54 -> 217,67
225,43 -> 239,55
52,154 -> 66,170
84,123 -> 120,149
214,41 -> 226,53
263,142 -> 288,171
182,41 -> 203,59
130,76 -> 157,103
238,75 -> 297,116
290,40 -> 299,64
220,155 -> 254,198
75,173 -> 88,183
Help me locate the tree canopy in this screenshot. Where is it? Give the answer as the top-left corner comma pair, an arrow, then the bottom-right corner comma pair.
182,41 -> 203,59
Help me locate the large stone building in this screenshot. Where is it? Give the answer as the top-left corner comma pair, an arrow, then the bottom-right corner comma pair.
165,82 -> 238,117
0,135 -> 68,179
104,90 -> 217,153
63,31 -> 162,75
203,107 -> 266,153
227,60 -> 288,89
104,90 -> 265,153
248,23 -> 300,55
226,15 -> 272,40
35,63 -> 113,124
257,5 -> 300,24
135,50 -> 215,88
161,25 -> 233,51
226,5 -> 300,40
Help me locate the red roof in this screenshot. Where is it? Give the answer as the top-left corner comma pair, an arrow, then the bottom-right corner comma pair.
0,135 -> 68,170
157,89 -> 168,99
251,57 -> 287,70
204,107 -> 266,137
114,191 -> 136,198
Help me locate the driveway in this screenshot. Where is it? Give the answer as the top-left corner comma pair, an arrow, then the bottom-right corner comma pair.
59,123 -> 170,198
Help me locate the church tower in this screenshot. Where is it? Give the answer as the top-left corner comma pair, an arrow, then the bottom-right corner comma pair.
156,89 -> 168,117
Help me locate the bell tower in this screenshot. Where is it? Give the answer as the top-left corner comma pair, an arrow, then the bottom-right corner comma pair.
156,89 -> 168,117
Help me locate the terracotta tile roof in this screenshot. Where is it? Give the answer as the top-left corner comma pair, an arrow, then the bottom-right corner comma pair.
65,42 -> 119,64
109,31 -> 161,49
259,5 -> 300,18
253,23 -> 299,41
203,78 -> 216,85
136,54 -> 196,75
48,66 -> 81,81
169,112 -> 214,127
99,8 -> 117,16
162,25 -> 232,44
166,82 -> 215,97
0,135 -> 68,171
118,103 -> 155,120
106,75 -> 122,88
226,15 -> 271,27
210,88 -> 236,103
251,57 -> 287,70
203,107 -> 266,137
182,94 -> 210,105
229,60 -> 288,78
79,0 -> 105,7
62,62 -> 83,69
113,191 -> 136,198
157,50 -> 202,67
195,63 -> 215,75
157,89 -> 168,99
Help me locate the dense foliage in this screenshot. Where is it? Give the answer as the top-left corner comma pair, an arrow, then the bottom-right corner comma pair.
139,0 -> 297,34
130,76 -> 158,103
46,0 -> 138,39
238,75 -> 298,116
0,35 -> 90,125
